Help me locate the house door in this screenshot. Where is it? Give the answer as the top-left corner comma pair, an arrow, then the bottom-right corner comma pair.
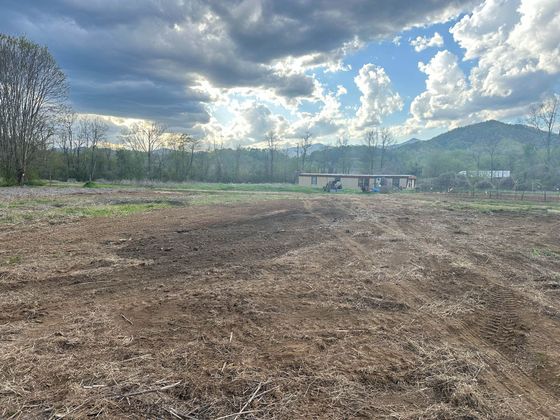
358,177 -> 370,191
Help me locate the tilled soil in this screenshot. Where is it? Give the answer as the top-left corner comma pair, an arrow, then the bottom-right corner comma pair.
1,194 -> 560,419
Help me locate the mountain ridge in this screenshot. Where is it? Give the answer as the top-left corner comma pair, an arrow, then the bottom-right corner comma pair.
395,120 -> 554,152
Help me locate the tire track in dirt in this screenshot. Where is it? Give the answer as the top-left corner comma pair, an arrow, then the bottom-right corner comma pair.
303,199 -> 372,261
344,198 -> 558,417
445,277 -> 559,417
378,272 -> 557,417
396,275 -> 557,418
443,237 -> 560,415
479,286 -> 525,349
453,323 -> 558,418
448,240 -> 559,412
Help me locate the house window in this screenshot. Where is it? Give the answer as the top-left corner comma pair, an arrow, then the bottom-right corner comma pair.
311,176 -> 317,185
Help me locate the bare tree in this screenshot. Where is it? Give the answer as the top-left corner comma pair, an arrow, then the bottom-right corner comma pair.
120,121 -> 165,179
299,130 -> 312,172
234,144 -> 243,181
528,94 -> 559,165
265,130 -> 277,180
282,145 -> 291,182
168,132 -> 198,181
471,145 -> 484,174
379,128 -> 394,170
336,137 -> 350,173
186,136 -> 201,179
54,106 -> 77,179
363,129 -> 378,173
0,34 -> 67,184
213,139 -> 225,181
78,117 -> 108,181
485,137 -> 501,184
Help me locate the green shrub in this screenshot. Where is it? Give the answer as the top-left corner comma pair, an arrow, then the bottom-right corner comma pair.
476,180 -> 493,190
25,178 -> 46,186
499,177 -> 515,190
83,181 -> 99,188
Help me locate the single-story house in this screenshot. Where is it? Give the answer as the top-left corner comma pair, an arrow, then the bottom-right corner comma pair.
298,173 -> 416,191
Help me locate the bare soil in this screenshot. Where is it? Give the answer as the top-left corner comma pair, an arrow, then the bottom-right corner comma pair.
1,192 -> 560,419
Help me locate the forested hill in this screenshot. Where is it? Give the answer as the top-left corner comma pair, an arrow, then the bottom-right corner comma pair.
397,120 -> 554,153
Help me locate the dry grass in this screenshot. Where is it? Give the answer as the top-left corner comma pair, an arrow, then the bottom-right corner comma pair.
1,193 -> 559,418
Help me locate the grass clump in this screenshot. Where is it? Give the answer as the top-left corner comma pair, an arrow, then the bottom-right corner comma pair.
0,255 -> 22,266
441,199 -> 560,214
531,248 -> 560,259
0,198 -> 189,226
83,181 -> 99,188
189,191 -> 291,206
62,202 -> 175,218
0,178 -> 46,187
148,181 -> 321,194
25,179 -> 47,186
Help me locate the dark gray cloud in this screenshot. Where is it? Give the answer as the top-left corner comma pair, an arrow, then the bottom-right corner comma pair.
0,0 -> 474,130
210,0 -> 473,62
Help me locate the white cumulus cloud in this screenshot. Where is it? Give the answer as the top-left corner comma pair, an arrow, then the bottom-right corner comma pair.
403,0 -> 560,135
353,64 -> 403,129
410,32 -> 444,52
411,51 -> 469,121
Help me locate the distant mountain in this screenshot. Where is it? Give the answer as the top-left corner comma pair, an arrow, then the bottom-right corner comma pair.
396,120 -> 554,152
284,143 -> 327,157
393,137 -> 421,148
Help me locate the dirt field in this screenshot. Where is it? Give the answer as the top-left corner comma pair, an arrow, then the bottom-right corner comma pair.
1,188 -> 560,419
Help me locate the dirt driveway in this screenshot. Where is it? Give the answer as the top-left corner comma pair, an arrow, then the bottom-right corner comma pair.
1,193 -> 559,418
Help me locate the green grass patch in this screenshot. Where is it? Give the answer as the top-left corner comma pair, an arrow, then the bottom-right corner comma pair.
438,199 -> 560,214
83,181 -> 100,188
61,202 -> 174,218
531,248 -> 560,259
24,179 -> 47,186
172,182 -> 313,193
188,191 -> 292,206
19,179 -> 325,193
6,198 -> 65,208
0,189 -> 288,227
0,255 -> 22,266
0,198 -> 187,225
19,179 -> 417,195
119,181 -> 323,194
0,178 -> 47,187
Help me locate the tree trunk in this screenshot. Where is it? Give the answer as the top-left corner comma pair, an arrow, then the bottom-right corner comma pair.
17,167 -> 25,186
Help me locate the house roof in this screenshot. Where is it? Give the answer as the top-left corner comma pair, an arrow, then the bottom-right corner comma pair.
299,173 -> 416,179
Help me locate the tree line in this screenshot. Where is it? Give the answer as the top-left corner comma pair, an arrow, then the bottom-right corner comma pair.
1,34 -> 559,189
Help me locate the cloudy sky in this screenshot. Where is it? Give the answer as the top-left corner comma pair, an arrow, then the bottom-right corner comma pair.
2,0 -> 559,146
